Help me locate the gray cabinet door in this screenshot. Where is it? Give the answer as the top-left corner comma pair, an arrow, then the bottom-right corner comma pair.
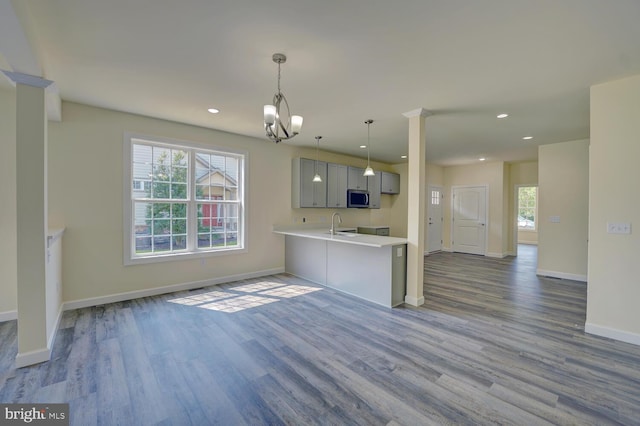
293,158 -> 327,208
327,163 -> 348,208
381,172 -> 400,194
367,173 -> 381,209
347,166 -> 368,190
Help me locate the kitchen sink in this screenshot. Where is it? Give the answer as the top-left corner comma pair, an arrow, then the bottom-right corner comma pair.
325,231 -> 359,237
336,232 -> 359,237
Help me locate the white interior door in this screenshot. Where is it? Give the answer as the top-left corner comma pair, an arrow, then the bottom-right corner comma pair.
426,185 -> 443,253
452,186 -> 487,255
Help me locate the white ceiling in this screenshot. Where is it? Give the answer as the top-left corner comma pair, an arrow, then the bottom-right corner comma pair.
4,0 -> 640,165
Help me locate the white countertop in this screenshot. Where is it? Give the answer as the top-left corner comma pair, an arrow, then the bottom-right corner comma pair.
273,226 -> 407,248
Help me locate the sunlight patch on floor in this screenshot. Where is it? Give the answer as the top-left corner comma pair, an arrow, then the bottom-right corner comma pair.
167,281 -> 322,312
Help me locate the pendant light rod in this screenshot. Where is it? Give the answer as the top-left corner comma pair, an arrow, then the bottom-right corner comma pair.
313,136 -> 323,182
364,119 -> 375,177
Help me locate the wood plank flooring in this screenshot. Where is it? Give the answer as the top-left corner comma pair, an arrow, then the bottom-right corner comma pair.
2,245 -> 640,425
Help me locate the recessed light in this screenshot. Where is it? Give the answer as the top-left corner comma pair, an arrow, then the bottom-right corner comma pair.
360,145 -> 367,149
401,155 -> 407,159
522,136 -> 533,140
207,108 -> 220,114
497,113 -> 509,119
479,157 -> 486,161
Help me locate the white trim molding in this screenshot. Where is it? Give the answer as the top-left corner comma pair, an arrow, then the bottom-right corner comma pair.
585,323 -> 640,347
536,269 -> 587,282
404,295 -> 425,307
12,307 -> 63,368
15,348 -> 51,369
63,268 -> 284,311
47,307 -> 64,352
402,108 -> 432,118
487,252 -> 507,259
0,310 -> 17,322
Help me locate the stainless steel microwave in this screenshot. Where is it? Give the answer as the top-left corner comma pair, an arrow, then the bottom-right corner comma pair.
347,189 -> 370,208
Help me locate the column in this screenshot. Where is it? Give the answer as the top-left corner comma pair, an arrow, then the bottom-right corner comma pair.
5,71 -> 53,367
402,108 -> 430,306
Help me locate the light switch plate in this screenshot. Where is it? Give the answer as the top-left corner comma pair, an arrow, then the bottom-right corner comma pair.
550,216 -> 561,223
607,222 -> 632,234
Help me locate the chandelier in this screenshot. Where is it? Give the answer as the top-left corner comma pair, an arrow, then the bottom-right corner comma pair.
264,53 -> 303,143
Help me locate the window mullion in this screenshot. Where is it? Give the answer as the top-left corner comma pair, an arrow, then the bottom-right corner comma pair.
188,149 -> 197,252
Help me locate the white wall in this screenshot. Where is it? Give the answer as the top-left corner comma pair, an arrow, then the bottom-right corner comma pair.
46,102 -> 288,303
0,87 -> 17,319
537,139 -> 589,281
587,74 -> 640,344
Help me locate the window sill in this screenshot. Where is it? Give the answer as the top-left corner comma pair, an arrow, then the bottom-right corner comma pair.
125,246 -> 247,266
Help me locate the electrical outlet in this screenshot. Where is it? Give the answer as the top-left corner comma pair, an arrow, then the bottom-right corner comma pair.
607,222 -> 632,234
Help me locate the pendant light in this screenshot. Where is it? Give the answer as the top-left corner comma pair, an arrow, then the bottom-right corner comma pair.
313,136 -> 323,182
264,53 -> 303,143
363,119 -> 375,176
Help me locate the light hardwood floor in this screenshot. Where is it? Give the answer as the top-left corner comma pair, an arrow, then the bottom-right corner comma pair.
1,245 -> 640,425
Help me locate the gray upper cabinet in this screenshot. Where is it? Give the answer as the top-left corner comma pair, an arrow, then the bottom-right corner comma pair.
367,172 -> 381,209
292,158 -> 327,208
327,163 -> 348,208
381,171 -> 400,194
347,166 -> 368,190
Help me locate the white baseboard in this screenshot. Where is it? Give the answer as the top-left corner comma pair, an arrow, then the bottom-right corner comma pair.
0,310 -> 17,322
536,269 -> 587,282
15,347 -> 51,369
487,252 -> 507,259
62,267 -> 285,311
585,323 -> 640,346
12,306 -> 63,368
442,247 -> 453,253
404,295 -> 425,307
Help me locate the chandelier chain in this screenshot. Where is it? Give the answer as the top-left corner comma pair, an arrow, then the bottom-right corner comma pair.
277,61 -> 281,94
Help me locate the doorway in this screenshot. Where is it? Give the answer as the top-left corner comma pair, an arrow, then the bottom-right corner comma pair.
426,185 -> 443,253
452,186 -> 487,255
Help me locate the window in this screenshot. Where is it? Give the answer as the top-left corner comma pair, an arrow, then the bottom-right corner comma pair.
517,186 -> 537,231
124,134 -> 246,264
431,190 -> 440,206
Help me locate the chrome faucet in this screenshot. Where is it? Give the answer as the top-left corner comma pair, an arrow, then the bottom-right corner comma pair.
330,212 -> 342,235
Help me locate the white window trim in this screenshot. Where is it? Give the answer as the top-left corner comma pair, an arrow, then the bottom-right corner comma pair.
123,132 -> 248,265
517,185 -> 538,232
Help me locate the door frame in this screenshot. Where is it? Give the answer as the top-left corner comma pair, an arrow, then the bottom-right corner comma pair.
513,183 -> 538,256
451,184 -> 489,255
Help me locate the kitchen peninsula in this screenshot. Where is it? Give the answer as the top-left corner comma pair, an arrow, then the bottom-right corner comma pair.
273,227 -> 407,307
